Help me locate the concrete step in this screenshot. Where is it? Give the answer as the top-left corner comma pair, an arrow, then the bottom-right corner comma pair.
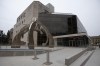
70,50 -> 94,66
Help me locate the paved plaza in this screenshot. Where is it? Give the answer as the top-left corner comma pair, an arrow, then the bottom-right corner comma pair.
0,47 -> 84,66
85,47 -> 100,66
0,47 -> 99,66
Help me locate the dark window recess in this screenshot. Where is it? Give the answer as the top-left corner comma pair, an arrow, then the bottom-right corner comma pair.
22,21 -> 23,24
68,16 -> 77,34
21,16 -> 22,19
19,17 -> 20,21
23,13 -> 26,17
37,30 -> 47,46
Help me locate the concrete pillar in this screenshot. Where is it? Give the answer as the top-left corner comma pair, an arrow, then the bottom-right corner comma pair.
54,38 -> 57,47
33,31 -> 37,47
44,50 -> 52,65
26,33 -> 29,49
32,50 -> 39,60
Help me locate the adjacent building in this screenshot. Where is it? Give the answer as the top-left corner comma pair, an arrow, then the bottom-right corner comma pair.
90,36 -> 100,46
12,1 -> 89,49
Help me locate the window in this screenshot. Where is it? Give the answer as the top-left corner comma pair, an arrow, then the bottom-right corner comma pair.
22,21 -> 23,24
21,16 -> 22,19
19,17 -> 20,21
23,13 -> 26,17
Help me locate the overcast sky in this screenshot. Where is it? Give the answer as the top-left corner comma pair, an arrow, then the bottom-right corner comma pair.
0,0 -> 100,36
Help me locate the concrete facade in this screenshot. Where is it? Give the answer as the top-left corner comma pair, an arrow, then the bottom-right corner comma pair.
12,1 -> 54,48
12,1 -> 89,49
13,1 -> 54,40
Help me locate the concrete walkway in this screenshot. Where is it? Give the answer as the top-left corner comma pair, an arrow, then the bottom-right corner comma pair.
85,47 -> 100,66
0,47 -> 84,66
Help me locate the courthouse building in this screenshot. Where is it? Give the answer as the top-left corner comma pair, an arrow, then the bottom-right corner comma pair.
12,1 -> 89,49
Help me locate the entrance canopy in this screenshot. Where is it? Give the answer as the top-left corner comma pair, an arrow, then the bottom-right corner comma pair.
53,33 -> 90,40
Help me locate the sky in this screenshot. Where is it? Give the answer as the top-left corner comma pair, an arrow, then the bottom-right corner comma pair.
0,0 -> 100,36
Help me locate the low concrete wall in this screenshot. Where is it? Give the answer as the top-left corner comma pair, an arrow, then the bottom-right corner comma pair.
65,48 -> 88,66
0,50 -> 45,56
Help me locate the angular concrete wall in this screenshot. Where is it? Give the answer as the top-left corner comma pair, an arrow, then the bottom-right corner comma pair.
65,48 -> 88,66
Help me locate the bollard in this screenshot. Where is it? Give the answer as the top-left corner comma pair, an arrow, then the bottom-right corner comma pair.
32,50 -> 39,60
44,50 -> 52,65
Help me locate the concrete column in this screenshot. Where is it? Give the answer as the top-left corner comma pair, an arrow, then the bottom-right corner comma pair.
44,50 -> 52,65
33,31 -> 37,47
54,38 -> 57,47
26,33 -> 29,49
32,50 -> 39,60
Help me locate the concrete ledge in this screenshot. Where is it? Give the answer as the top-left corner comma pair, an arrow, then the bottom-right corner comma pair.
0,50 -> 45,56
65,48 -> 88,66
